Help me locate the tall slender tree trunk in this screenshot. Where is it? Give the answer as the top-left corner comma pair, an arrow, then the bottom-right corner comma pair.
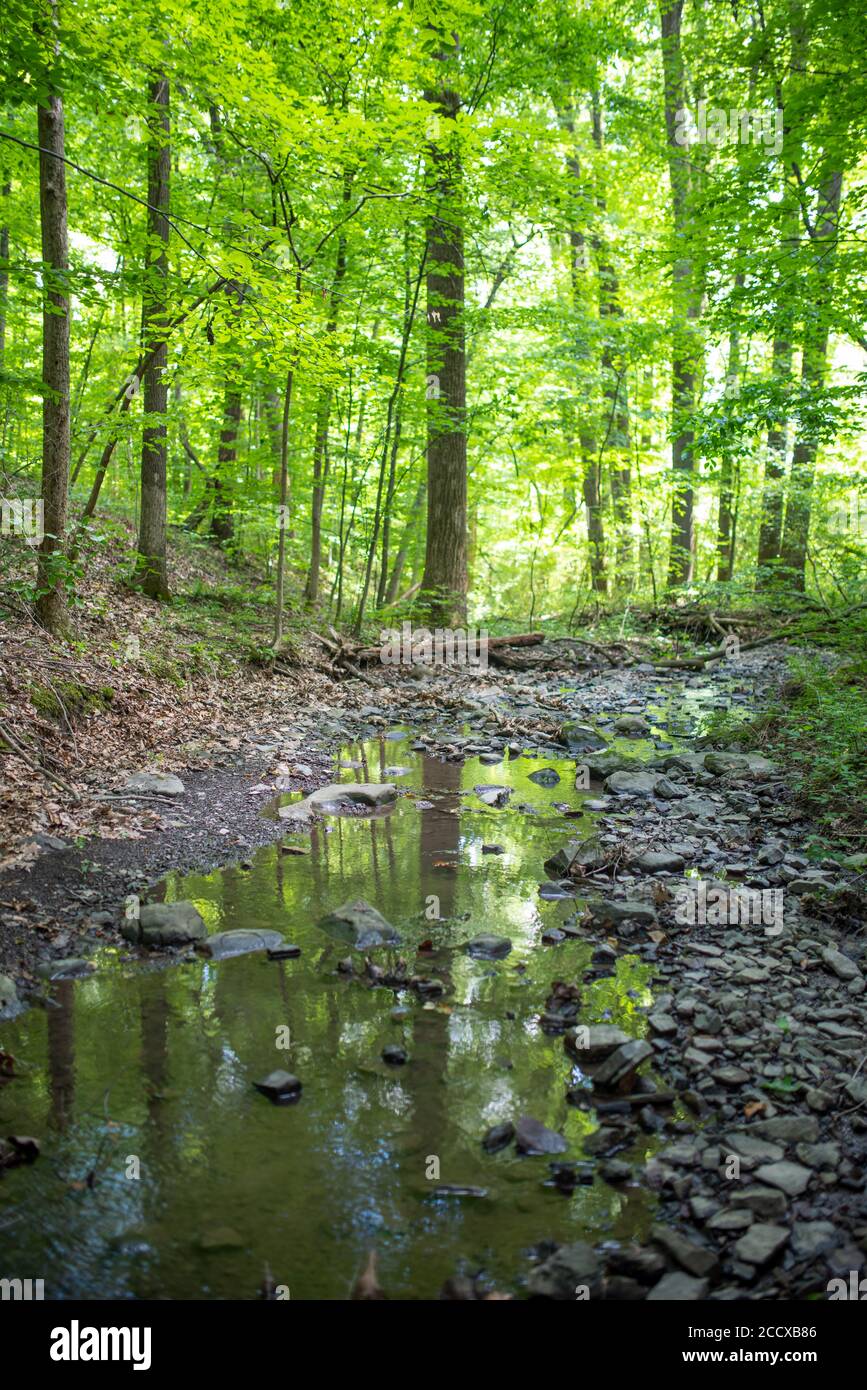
385,478 -> 426,604
659,0 -> 701,588
591,93 -> 632,587
35,9 -> 70,636
558,101 -> 607,595
0,181 -> 10,371
304,225 -> 347,603
211,385 -> 241,543
716,309 -> 744,582
756,334 -> 792,579
420,50 -> 467,625
779,171 -> 843,588
132,74 -> 171,599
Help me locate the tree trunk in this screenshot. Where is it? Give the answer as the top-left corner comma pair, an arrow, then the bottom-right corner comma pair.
210,385 -> 241,544
716,313 -> 743,582
304,227 -> 347,603
659,0 -> 701,588
779,170 -> 842,590
132,74 -> 171,599
591,93 -> 632,587
558,101 -> 607,595
420,56 -> 467,625
35,28 -> 70,636
756,334 -> 792,579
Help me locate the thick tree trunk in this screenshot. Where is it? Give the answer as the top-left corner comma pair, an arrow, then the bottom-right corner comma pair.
132,74 -> 171,599
659,0 -> 701,589
36,62 -> 70,635
420,59 -> 467,625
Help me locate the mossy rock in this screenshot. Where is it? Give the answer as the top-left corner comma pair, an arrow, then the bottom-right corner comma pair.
29,680 -> 114,722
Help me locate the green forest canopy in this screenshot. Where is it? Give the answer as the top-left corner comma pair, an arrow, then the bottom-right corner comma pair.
1,0 -> 865,636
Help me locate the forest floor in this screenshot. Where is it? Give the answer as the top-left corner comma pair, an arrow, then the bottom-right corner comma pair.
2,538 -> 866,1299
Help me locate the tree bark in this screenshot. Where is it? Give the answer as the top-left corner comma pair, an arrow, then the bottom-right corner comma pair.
780,171 -> 842,589
420,52 -> 467,625
132,73 -> 171,599
659,0 -> 701,589
210,385 -> 241,544
35,20 -> 70,636
756,334 -> 792,577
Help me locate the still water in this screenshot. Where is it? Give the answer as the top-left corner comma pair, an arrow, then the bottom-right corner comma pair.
0,733 -> 661,1299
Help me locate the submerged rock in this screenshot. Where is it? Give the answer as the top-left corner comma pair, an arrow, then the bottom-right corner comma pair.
559,722 -> 608,754
466,933 -> 512,960
318,899 -> 401,950
482,1121 -> 515,1153
253,1070 -> 302,1103
36,958 -> 95,981
514,1115 -> 568,1155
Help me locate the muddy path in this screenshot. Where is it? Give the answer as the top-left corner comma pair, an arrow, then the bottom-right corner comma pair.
0,648 -> 865,1300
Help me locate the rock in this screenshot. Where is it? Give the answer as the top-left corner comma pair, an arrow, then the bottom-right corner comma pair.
752,1116 -> 819,1144
482,1122 -> 515,1153
281,782 -> 398,822
381,1045 -> 407,1065
614,714 -> 651,735
565,1024 -> 631,1063
32,832 -> 69,852
545,839 -> 610,877
475,784 -> 511,807
35,958 -> 95,981
0,973 -> 19,1016
123,901 -> 207,947
703,752 -> 775,778
647,1272 -> 709,1301
587,898 -> 657,926
253,1070 -> 302,1103
707,1209 -> 754,1233
466,934 -> 512,960
527,1242 -> 601,1299
318,899 -> 401,950
651,1225 -> 718,1278
805,1087 -> 835,1114
514,1115 -> 568,1155
607,1246 -> 667,1283
821,947 -> 861,982
124,771 -> 185,796
560,722 -> 608,754
604,770 -> 660,797
734,1223 -> 789,1267
482,843 -> 504,854
635,851 -> 685,873
723,1132 -> 785,1163
591,1040 -> 653,1091
579,749 -> 641,779
791,1221 -> 839,1258
199,929 -> 285,959
648,1012 -> 677,1037
754,1160 -> 812,1197
730,1186 -> 789,1220
528,768 -> 560,786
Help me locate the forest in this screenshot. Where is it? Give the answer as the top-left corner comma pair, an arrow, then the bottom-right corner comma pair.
0,0 -> 866,1326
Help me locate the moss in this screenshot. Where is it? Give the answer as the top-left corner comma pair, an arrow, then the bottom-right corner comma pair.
29,680 -> 114,722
